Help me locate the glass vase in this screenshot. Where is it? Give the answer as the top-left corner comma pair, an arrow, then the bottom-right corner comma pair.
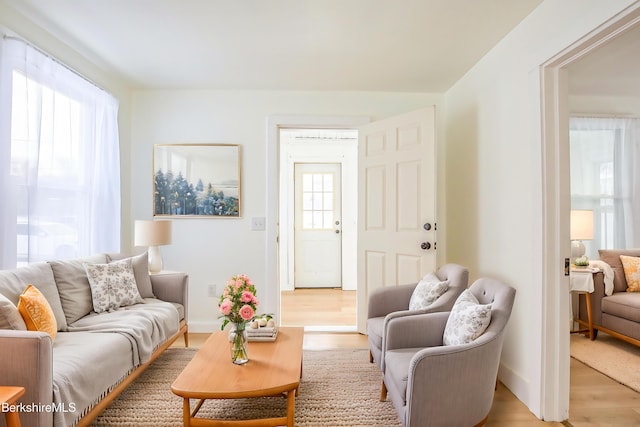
230,321 -> 249,365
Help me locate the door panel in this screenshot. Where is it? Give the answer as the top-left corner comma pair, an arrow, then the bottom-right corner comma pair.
357,107 -> 436,332
294,163 -> 342,287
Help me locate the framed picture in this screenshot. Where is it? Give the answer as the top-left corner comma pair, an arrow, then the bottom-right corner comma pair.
153,144 -> 241,217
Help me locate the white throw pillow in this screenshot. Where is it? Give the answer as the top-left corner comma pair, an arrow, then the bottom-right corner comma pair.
443,289 -> 492,346
85,258 -> 144,313
0,293 -> 27,330
408,273 -> 449,311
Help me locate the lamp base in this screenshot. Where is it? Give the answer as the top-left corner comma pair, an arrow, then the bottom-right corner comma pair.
148,246 -> 163,274
570,240 -> 585,264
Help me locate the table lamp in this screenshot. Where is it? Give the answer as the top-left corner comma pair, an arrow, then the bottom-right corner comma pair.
570,210 -> 593,263
134,220 -> 172,273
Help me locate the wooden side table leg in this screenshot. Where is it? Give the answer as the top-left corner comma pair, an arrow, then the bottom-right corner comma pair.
585,292 -> 594,340
5,410 -> 21,427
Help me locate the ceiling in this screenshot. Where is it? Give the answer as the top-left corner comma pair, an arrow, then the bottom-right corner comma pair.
4,0 -> 544,92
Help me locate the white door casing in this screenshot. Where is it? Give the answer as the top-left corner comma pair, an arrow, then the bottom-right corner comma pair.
294,163 -> 342,288
357,107 -> 437,332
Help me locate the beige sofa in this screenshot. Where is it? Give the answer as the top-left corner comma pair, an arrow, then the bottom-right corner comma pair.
578,249 -> 640,346
0,253 -> 188,427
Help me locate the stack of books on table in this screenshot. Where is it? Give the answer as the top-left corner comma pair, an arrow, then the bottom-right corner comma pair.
246,325 -> 278,342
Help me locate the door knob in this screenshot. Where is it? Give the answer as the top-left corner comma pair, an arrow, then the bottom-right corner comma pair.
423,223 -> 432,231
335,230 -> 340,234
420,242 -> 431,250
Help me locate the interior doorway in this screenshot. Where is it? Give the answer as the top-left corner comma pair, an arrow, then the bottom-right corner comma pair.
278,128 -> 358,331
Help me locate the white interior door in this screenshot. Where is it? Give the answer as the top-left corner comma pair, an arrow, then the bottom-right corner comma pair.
294,163 -> 342,288
357,107 -> 437,332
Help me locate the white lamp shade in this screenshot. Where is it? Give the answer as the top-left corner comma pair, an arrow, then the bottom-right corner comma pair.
570,210 -> 594,241
134,220 -> 172,246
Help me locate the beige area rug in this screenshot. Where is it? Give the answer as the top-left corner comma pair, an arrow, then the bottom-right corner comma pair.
570,332 -> 640,392
91,348 -> 401,426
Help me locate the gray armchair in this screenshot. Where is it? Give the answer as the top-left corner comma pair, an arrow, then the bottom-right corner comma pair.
367,263 -> 469,369
380,278 -> 516,427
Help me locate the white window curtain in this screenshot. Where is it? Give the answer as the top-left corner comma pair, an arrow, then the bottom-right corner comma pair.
570,116 -> 640,258
0,35 -> 121,268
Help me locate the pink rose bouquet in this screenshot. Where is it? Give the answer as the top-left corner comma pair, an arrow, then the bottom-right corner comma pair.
218,274 -> 259,330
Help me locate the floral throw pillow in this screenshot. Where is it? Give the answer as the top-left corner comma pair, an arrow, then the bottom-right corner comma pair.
85,258 -> 144,313
443,289 -> 492,346
408,273 -> 449,311
620,255 -> 640,292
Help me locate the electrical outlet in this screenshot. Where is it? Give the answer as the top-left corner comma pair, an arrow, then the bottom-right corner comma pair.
208,285 -> 216,298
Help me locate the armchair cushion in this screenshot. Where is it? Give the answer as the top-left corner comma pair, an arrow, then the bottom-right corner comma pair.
408,273 -> 449,311
599,249 -> 640,293
443,289 -> 492,346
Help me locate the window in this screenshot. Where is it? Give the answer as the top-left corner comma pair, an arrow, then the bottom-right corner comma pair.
301,172 -> 334,229
0,36 -> 121,268
570,117 -> 640,257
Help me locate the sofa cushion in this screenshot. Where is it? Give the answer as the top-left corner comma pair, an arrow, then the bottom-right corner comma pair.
620,255 -> 640,292
49,255 -> 107,325
601,293 -> 640,323
106,252 -> 155,298
409,273 -> 449,311
85,258 -> 144,313
0,262 -> 68,331
599,249 -> 640,293
443,289 -> 492,346
0,293 -> 27,330
143,298 -> 185,320
18,284 -> 57,340
52,331 -> 135,427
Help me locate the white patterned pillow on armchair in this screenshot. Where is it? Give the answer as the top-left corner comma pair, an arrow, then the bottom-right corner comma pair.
408,273 -> 449,311
443,289 -> 492,346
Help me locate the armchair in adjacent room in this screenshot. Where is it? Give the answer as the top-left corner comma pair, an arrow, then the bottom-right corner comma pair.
380,278 -> 516,427
367,263 -> 469,369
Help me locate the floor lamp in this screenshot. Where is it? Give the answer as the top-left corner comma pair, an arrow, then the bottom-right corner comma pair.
134,220 -> 172,273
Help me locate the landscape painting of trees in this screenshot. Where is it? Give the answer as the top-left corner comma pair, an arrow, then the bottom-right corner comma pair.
153,144 -> 241,217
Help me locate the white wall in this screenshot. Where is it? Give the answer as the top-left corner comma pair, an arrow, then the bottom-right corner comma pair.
569,94 -> 640,116
443,0 -> 637,420
130,90 -> 444,332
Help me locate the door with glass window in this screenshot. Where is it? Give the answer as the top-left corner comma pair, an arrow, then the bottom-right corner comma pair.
294,163 -> 342,288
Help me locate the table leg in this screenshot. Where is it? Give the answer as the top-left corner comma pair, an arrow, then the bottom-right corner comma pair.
5,411 -> 20,427
585,292 -> 594,340
182,398 -> 191,427
286,390 -> 295,427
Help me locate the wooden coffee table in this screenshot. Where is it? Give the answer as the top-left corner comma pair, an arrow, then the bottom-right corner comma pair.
171,326 -> 304,427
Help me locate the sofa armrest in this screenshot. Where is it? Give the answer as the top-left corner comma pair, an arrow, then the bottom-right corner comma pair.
367,283 -> 417,319
385,312 -> 449,352
0,329 -> 53,427
151,272 -> 189,323
404,336 -> 502,427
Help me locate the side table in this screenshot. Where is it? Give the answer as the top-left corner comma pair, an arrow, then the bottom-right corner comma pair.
0,386 -> 25,427
569,268 -> 597,340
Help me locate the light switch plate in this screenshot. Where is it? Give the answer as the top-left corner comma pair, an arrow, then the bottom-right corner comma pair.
251,217 -> 266,231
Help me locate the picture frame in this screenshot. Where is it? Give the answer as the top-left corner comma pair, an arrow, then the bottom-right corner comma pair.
153,143 -> 241,217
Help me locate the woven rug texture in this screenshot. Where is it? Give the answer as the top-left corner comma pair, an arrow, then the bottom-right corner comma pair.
90,347 -> 401,426
570,332 -> 640,392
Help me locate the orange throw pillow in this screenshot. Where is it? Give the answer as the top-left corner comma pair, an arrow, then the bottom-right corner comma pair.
620,255 -> 640,292
18,284 -> 57,340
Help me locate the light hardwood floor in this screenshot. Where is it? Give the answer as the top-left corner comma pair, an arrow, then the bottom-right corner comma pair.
175,289 -> 640,425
